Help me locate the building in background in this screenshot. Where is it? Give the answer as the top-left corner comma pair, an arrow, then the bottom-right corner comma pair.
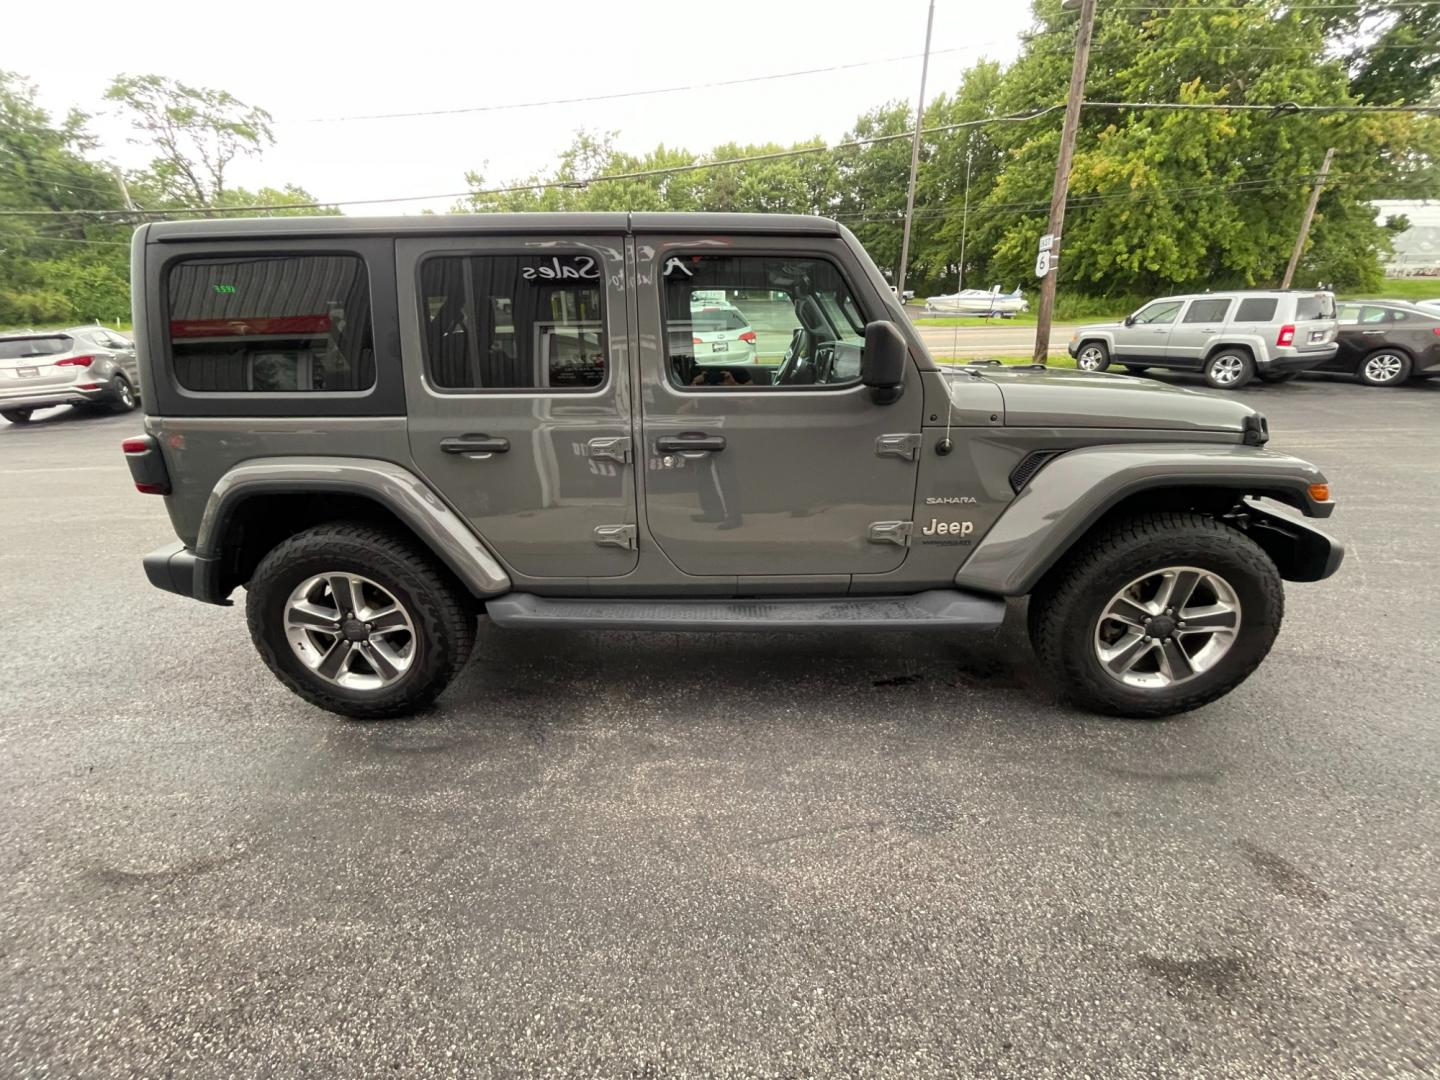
1375,200 -> 1440,277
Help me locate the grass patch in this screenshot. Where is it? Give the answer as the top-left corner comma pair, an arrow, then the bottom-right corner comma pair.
1348,279 -> 1440,302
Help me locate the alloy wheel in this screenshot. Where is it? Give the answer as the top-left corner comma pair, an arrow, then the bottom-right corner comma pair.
283,572 -> 417,691
1077,346 -> 1105,371
1363,353 -> 1404,384
1093,566 -> 1242,689
1209,355 -> 1244,385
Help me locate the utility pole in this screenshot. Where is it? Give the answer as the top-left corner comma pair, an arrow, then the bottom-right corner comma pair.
1281,147 -> 1335,289
896,0 -> 936,302
110,164 -> 136,212
1031,0 -> 1098,365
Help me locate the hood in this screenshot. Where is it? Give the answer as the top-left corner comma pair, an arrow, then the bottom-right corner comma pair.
952,367 -> 1259,434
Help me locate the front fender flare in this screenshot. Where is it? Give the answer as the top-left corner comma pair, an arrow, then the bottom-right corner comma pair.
196,456 -> 511,598
953,443 -> 1332,596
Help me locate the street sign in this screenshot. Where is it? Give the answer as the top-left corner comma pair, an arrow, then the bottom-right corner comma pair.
1038,234 -> 1055,252
1034,249 -> 1052,279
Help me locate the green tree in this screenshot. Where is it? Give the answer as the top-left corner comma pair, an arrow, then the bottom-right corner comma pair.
971,0 -> 1433,297
105,74 -> 274,207
0,71 -> 129,325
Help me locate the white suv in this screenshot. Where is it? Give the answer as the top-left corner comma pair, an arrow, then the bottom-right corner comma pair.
1068,290 -> 1340,389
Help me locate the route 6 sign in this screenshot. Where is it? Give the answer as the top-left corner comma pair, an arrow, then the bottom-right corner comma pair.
1034,249 -> 1052,279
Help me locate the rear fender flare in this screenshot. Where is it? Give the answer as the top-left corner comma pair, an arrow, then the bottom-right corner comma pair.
196,456 -> 511,598
953,443 -> 1332,596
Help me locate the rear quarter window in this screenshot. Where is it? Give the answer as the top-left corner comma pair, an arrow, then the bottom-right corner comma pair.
1295,295 -> 1336,320
1233,298 -> 1278,322
167,254 -> 375,393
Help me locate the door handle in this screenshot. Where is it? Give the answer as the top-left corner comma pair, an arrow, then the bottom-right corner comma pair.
441,434 -> 510,456
1361,330 -> 1384,335
656,433 -> 726,454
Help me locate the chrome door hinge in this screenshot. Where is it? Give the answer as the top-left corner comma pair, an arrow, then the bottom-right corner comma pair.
876,433 -> 922,461
593,523 -> 637,550
867,520 -> 913,547
588,436 -> 632,464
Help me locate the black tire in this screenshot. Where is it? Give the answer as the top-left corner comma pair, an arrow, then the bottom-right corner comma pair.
246,522 -> 476,719
1356,349 -> 1411,388
1075,341 -> 1111,372
1027,512 -> 1284,719
109,375 -> 137,412
1,408 -> 33,424
1122,365 -> 1150,375
1203,349 -> 1255,389
1257,371 -> 1298,384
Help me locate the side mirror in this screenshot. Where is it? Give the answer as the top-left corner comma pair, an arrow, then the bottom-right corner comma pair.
862,320 -> 907,405
1123,314 -> 1137,327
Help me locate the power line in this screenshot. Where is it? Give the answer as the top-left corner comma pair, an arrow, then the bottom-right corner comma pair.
0,106 -> 1067,218
294,44 -> 1002,124
0,98 -> 1434,220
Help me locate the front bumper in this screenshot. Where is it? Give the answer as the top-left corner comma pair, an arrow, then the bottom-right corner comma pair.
142,542 -> 231,606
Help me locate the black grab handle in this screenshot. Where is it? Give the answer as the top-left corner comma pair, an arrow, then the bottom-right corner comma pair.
656,433 -> 726,453
441,434 -> 510,455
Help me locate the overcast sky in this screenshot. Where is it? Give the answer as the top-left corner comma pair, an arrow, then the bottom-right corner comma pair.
12,0 -> 1035,214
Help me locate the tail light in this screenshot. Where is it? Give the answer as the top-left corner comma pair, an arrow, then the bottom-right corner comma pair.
693,336 -> 704,345
122,435 -> 170,495
55,355 -> 94,367
1276,325 -> 1296,347
1432,328 -> 1440,336
739,331 -> 757,343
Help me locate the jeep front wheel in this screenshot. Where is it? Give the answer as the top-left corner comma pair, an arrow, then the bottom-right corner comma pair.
1075,342 -> 1110,372
1028,512 -> 1283,718
246,523 -> 476,719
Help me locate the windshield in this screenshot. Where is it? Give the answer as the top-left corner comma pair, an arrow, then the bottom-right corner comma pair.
0,336 -> 71,360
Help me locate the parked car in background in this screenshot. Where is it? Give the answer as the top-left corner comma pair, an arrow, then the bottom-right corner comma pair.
1412,297 -> 1440,315
1068,290 -> 1339,389
0,327 -> 139,424
1317,300 -> 1440,386
688,303 -> 759,365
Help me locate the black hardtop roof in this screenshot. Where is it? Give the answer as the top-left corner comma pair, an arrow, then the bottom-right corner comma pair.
144,212 -> 844,243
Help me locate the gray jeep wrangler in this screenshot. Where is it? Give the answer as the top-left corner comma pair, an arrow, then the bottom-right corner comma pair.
123,213 -> 1342,720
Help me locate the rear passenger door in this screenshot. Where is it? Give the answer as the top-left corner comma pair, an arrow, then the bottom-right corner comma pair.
397,236 -> 639,580
1168,297 -> 1232,368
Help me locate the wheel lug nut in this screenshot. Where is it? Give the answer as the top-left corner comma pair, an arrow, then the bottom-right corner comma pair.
1144,636 -> 1152,643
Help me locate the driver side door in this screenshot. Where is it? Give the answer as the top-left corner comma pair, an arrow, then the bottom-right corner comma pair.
1113,299 -> 1183,364
634,235 -> 923,578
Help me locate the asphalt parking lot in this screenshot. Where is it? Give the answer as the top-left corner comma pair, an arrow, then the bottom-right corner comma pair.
2,374 -> 1437,1078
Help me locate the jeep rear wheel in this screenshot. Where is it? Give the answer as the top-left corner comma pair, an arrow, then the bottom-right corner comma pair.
1203,350 -> 1255,389
246,522 -> 476,719
1028,512 -> 1283,718
1076,342 -> 1110,372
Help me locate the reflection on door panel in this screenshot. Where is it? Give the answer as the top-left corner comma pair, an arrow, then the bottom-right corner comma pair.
403,245 -> 637,579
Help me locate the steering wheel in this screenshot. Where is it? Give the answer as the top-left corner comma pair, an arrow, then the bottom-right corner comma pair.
775,328 -> 813,385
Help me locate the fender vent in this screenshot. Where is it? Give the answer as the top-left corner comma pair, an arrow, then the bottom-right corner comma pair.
1009,450 -> 1062,493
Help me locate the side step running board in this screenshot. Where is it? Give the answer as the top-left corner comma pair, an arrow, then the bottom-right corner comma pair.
485,590 -> 1006,631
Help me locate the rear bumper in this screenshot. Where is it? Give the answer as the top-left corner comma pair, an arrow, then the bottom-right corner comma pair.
142,542 -> 231,606
0,384 -> 108,411
1264,350 -> 1335,373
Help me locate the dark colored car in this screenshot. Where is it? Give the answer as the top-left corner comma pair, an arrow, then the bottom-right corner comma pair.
1320,301 -> 1440,387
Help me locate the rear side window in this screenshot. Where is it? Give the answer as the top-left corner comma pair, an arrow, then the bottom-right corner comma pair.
0,336 -> 71,360
1183,298 -> 1231,323
1295,295 -> 1335,320
419,254 -> 605,391
167,255 -> 375,393
1234,298 -> 1278,322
